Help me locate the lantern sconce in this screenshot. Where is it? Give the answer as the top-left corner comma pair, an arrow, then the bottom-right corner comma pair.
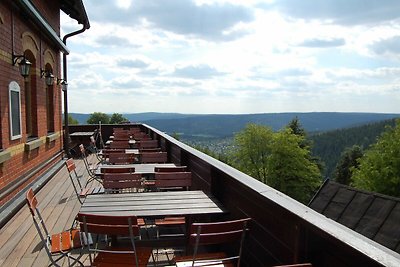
57,78 -> 68,91
12,54 -> 32,78
40,69 -> 55,86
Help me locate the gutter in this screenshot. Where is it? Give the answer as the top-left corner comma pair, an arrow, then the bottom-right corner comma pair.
17,0 -> 69,54
62,26 -> 88,156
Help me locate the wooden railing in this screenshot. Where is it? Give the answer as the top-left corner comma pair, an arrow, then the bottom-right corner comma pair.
68,124 -> 400,267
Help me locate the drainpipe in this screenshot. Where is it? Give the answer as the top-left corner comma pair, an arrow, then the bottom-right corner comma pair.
62,26 -> 87,157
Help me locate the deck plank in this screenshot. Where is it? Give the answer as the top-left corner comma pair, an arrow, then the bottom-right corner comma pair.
0,156 -> 173,266
0,158 -> 98,267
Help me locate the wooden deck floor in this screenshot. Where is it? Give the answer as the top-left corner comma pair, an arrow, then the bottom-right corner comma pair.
0,156 -> 175,266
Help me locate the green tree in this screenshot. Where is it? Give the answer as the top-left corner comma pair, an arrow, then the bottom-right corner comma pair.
171,132 -> 181,140
64,114 -> 79,125
267,128 -> 322,203
351,120 -> 400,197
87,112 -> 110,124
109,113 -> 128,124
334,145 -> 363,185
231,124 -> 274,183
287,116 -> 306,137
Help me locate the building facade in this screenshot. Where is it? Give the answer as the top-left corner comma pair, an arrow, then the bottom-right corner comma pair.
0,0 -> 88,207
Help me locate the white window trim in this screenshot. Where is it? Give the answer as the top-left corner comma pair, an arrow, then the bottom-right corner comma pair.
9,81 -> 22,140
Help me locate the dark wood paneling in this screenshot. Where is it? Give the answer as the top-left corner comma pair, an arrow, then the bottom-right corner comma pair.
70,124 -> 395,267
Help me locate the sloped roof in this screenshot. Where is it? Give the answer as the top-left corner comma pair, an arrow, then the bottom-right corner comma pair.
309,179 -> 400,253
60,0 -> 90,29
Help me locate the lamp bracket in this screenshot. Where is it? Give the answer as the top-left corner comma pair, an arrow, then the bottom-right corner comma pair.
12,54 -> 25,65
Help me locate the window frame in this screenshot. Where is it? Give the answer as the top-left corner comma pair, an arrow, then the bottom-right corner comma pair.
9,81 -> 22,140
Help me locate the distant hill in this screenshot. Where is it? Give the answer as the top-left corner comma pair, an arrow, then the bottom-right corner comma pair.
70,112 -> 399,138
69,112 -> 198,125
144,112 -> 400,138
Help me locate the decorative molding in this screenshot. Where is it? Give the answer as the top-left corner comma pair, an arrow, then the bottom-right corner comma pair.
21,32 -> 39,59
0,150 -> 11,164
43,49 -> 56,67
25,139 -> 43,151
46,132 -> 60,143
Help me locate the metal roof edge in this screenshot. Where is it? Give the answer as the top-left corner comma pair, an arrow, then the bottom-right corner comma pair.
18,0 -> 70,54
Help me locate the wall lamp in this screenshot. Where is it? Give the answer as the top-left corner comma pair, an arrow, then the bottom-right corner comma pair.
40,69 -> 55,86
57,78 -> 68,91
12,54 -> 32,78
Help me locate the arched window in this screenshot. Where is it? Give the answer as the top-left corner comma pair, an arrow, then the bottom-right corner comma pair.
9,81 -> 22,140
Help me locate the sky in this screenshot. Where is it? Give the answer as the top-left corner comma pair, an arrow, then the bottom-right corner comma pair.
61,0 -> 400,114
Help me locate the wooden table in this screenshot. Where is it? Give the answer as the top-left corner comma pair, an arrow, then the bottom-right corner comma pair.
80,191 -> 227,218
99,148 -> 139,155
95,163 -> 177,175
106,139 -> 136,145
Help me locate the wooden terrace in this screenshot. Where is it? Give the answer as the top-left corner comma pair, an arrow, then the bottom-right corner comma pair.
0,123 -> 399,266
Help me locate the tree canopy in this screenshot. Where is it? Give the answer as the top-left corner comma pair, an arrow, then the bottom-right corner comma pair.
87,112 -> 110,124
268,128 -> 322,203
231,124 -> 273,183
351,120 -> 400,197
231,123 -> 322,203
334,145 -> 363,185
65,114 -> 78,125
110,113 -> 128,124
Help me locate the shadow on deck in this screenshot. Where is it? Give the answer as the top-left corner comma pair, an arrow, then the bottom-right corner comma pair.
0,156 -> 170,266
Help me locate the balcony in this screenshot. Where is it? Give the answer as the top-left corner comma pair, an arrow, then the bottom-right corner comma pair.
0,123 -> 399,266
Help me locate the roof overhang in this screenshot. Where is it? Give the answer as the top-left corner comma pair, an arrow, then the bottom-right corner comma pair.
16,0 -> 70,54
60,0 -> 90,30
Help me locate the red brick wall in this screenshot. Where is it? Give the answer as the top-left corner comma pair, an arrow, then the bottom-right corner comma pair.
0,1 -> 64,206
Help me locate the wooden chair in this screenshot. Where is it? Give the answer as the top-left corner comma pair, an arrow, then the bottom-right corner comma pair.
140,152 -> 168,163
154,166 -> 187,172
26,188 -> 87,266
65,159 -> 104,204
103,173 -> 143,193
113,131 -> 131,141
138,140 -> 159,149
100,166 -> 136,174
139,147 -> 162,152
108,152 -> 137,165
77,213 -> 153,267
133,132 -> 150,141
174,218 -> 251,267
109,140 -> 131,149
129,127 -> 141,134
78,144 -> 101,183
271,264 -> 312,267
152,172 -> 191,240
154,172 -> 192,191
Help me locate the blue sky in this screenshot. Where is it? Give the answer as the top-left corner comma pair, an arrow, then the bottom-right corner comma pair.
61,0 -> 400,114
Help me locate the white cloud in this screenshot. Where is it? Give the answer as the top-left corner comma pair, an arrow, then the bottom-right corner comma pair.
61,0 -> 400,114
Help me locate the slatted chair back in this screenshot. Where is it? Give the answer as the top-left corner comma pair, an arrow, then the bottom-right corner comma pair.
79,144 -> 98,175
155,166 -> 187,172
100,166 -> 135,174
177,218 -> 251,267
272,264 -> 313,267
133,132 -> 150,141
113,131 -> 130,141
77,213 -> 151,267
108,152 -> 136,165
138,139 -> 159,149
140,152 -> 168,163
112,127 -> 126,133
103,173 -> 143,192
109,140 -> 130,149
26,188 -> 84,266
154,172 -> 192,190
139,147 -> 162,152
129,127 -> 141,134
